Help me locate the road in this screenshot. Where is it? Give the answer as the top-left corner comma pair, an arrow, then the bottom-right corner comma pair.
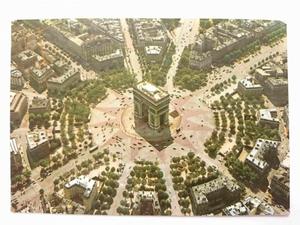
165,19 -> 199,93
120,18 -> 143,82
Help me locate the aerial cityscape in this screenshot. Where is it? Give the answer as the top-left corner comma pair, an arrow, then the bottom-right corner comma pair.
10,18 -> 289,216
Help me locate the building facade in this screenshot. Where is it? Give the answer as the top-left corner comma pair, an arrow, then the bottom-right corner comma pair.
270,168 -> 290,208
264,77 -> 288,106
133,82 -> 170,130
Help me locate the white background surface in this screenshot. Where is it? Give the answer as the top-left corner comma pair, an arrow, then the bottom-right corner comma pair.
0,0 -> 299,225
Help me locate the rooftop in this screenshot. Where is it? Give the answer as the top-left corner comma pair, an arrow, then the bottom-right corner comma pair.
54,59 -> 68,68
267,77 -> 288,86
90,18 -> 124,42
190,51 -> 212,61
17,50 -> 38,61
224,196 -> 275,216
272,167 -> 290,188
246,139 -> 280,170
145,46 -> 162,55
27,129 -> 49,150
243,196 -> 274,215
136,81 -> 169,102
255,68 -> 270,77
65,175 -> 96,198
223,201 -> 248,216
10,91 -> 26,112
29,96 -> 49,109
10,92 -> 16,105
259,108 -> 279,123
31,65 -> 54,78
10,138 -> 20,155
48,68 -> 79,84
133,19 -> 167,43
92,49 -> 123,62
239,76 -> 263,89
11,69 -> 23,78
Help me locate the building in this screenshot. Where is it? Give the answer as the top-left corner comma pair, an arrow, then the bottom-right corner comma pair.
28,96 -> 50,114
90,48 -> 124,72
280,152 -> 290,170
190,20 -> 255,69
11,22 -> 39,53
131,19 -> 169,48
11,68 -> 24,90
223,196 -> 275,216
132,191 -> 161,215
245,139 -> 280,176
189,51 -> 212,69
47,68 -> 81,95
64,176 -> 98,211
14,50 -> 38,70
189,176 -> 241,215
237,76 -> 263,97
264,77 -> 288,106
133,82 -> 170,130
11,23 -> 27,55
242,196 -> 275,215
145,46 -> 163,61
10,91 -> 28,128
222,201 -> 248,216
52,59 -> 68,75
26,129 -> 50,161
270,167 -> 290,208
81,18 -> 124,43
10,138 -> 23,175
30,65 -> 56,93
43,19 -> 120,64
258,108 -> 279,128
254,68 -> 272,84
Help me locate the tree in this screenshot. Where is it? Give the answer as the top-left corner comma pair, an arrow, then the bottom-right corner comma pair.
23,169 -> 31,179
39,188 -> 44,195
187,152 -> 195,159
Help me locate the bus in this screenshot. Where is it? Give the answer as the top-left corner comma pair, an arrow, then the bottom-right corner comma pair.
243,58 -> 250,63
89,145 -> 98,153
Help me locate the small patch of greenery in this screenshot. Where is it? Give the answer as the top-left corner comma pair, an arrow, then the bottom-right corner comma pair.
103,69 -> 137,91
